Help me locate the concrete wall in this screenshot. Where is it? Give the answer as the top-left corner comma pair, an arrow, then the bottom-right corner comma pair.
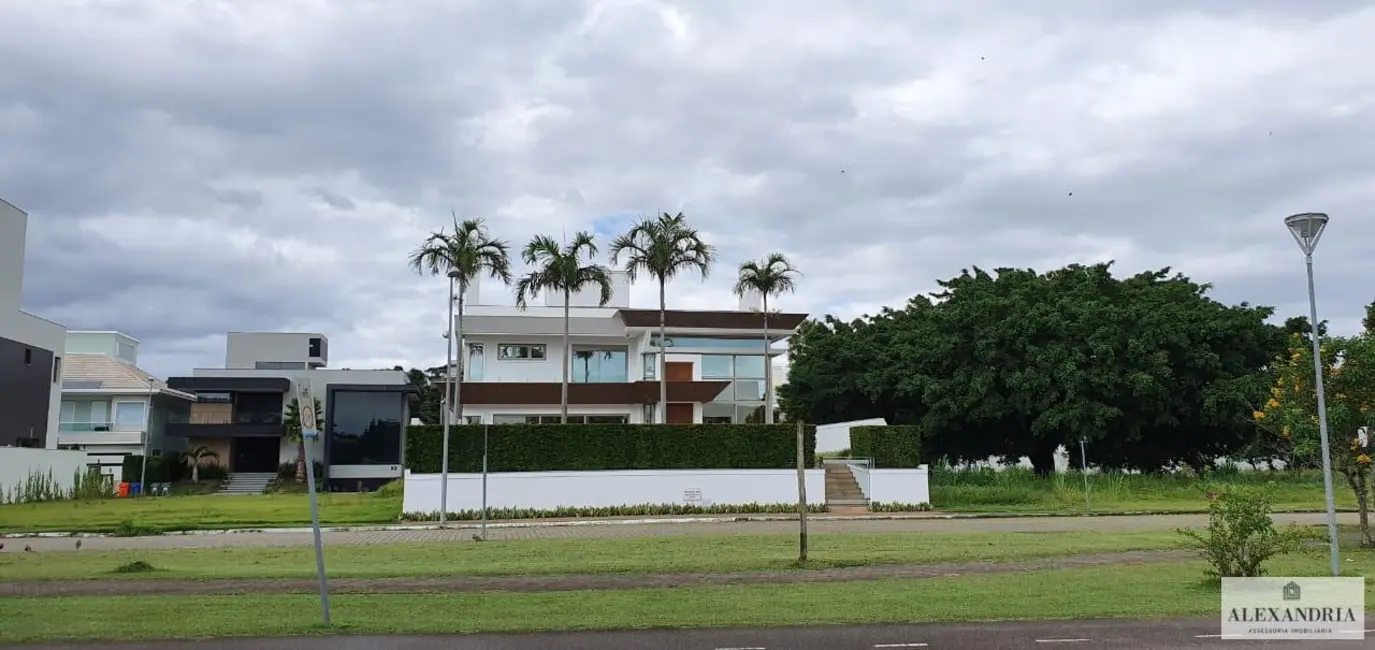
65,331 -> 140,364
819,417 -> 889,453
0,447 -> 95,503
0,198 -> 67,449
867,467 -> 930,505
403,468 -> 827,514
224,332 -> 327,369
0,198 -> 26,315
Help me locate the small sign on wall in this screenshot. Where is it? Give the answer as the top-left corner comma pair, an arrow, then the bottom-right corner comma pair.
683,488 -> 702,505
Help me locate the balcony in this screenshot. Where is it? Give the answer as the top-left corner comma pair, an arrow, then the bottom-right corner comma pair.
165,411 -> 284,438
56,422 -> 144,446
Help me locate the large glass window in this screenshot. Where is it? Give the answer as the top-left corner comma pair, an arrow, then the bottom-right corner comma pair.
734,355 -> 766,378
701,355 -> 733,378
701,355 -> 769,422
328,391 -> 404,465
467,344 -> 485,381
498,344 -> 546,360
570,348 -> 627,383
642,353 -> 657,380
235,392 -> 284,425
492,414 -> 629,424
651,337 -> 772,350
702,403 -> 733,424
113,402 -> 146,431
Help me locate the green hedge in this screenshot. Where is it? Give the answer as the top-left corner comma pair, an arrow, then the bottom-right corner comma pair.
405,423 -> 815,473
849,425 -> 923,468
121,453 -> 227,483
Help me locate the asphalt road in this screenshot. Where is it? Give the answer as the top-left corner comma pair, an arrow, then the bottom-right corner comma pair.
4,512 -> 1358,552
9,619 -> 1372,649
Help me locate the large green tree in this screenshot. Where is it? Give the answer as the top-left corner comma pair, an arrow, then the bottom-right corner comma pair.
514,232 -> 615,422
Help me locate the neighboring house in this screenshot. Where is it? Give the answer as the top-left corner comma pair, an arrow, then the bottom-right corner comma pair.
167,332 -> 416,491
58,332 -> 198,477
446,272 -> 807,424
0,197 -> 65,449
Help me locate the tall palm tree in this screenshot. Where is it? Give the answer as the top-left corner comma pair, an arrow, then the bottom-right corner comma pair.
181,445 -> 221,484
733,253 -> 801,424
408,214 -> 512,423
515,232 -> 615,422
608,212 -> 715,423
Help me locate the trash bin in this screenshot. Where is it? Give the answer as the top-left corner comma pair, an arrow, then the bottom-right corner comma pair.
129,482 -> 141,496
117,482 -> 130,497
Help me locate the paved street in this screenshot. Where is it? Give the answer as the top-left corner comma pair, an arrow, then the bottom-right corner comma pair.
3,512 -> 1356,553
8,619 -> 1372,649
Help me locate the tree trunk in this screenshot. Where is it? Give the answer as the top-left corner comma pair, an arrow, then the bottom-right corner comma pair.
763,296 -> 773,424
192,462 -> 200,484
1352,471 -> 1373,547
456,286 -> 466,426
562,290 -> 571,423
658,280 -> 667,424
1029,441 -> 1058,477
296,440 -> 306,484
795,420 -> 808,562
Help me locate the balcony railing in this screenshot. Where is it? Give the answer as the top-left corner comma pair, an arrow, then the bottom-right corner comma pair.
171,412 -> 283,426
58,422 -> 144,433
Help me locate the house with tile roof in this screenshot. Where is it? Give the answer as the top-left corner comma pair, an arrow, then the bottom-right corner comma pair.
58,331 -> 197,477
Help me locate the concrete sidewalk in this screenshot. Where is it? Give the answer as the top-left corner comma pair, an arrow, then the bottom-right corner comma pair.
0,512 -> 1354,553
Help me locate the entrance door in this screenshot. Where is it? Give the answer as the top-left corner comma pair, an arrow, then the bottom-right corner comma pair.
666,403 -> 694,424
665,362 -> 693,381
231,437 -> 280,473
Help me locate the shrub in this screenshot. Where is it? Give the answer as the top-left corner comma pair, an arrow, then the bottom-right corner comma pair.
405,423 -> 816,473
868,501 -> 934,512
111,519 -> 163,537
401,501 -> 829,521
375,479 -> 404,498
111,560 -> 157,574
1177,485 -> 1311,580
849,425 -> 923,468
276,461 -> 326,482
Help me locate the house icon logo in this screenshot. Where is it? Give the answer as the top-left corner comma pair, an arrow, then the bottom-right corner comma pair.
1282,581 -> 1302,601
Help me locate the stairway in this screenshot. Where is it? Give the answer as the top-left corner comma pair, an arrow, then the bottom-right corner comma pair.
216,472 -> 277,495
824,463 -> 868,508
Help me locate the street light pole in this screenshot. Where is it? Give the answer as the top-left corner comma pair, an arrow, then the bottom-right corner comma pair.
1285,212 -> 1341,578
440,271 -> 458,526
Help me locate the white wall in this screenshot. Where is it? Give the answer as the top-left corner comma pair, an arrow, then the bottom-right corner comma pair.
0,198 -> 26,315
821,417 -> 889,453
403,468 -> 827,514
0,448 -> 95,503
867,467 -> 930,505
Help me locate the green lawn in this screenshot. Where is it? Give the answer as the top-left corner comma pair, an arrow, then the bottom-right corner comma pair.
5,550 -> 1372,643
0,493 -> 402,534
932,467 -> 1352,514
0,529 -> 1187,581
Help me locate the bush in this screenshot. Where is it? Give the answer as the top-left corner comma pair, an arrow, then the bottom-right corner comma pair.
869,501 -> 934,512
120,452 -> 190,484
276,461 -> 326,482
1177,485 -> 1311,580
401,501 -> 829,521
849,425 -> 923,468
405,423 -> 816,473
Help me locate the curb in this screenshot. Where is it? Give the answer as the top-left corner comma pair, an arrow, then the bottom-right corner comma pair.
0,509 -> 1350,540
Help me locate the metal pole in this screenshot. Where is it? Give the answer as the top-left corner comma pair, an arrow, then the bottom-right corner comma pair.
481,423 -> 489,540
1079,438 -> 1091,515
303,433 -> 332,626
139,383 -> 152,497
440,276 -> 455,526
795,420 -> 808,562
1305,254 -> 1342,577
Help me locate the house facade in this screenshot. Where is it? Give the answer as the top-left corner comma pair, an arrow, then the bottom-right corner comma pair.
58,331 -> 198,477
167,332 -> 415,491
0,197 -> 66,449
447,273 -> 806,424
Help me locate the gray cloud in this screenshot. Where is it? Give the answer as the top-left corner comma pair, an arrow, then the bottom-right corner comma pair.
2,0 -> 1373,377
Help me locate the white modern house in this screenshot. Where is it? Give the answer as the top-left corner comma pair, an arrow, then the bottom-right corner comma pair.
167,332 -> 416,492
57,331 -> 197,477
445,272 -> 807,424
0,197 -> 65,449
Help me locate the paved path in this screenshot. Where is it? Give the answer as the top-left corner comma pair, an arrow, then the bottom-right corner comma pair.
2,513 -> 1355,553
0,549 -> 1192,597
8,619 -> 1372,649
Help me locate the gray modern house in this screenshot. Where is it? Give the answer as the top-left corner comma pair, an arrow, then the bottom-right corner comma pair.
0,197 -> 66,448
167,332 -> 416,491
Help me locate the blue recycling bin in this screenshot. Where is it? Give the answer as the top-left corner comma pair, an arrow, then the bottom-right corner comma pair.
129,482 -> 142,496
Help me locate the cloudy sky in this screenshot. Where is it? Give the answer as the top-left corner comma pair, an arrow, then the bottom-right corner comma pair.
4,0 -> 1373,378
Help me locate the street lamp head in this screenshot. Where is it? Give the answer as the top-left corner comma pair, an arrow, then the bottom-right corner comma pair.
1285,212 -> 1329,256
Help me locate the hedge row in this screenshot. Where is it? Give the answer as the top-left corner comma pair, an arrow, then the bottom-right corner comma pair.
849,425 -> 923,468
405,423 -> 816,473
120,454 -> 227,483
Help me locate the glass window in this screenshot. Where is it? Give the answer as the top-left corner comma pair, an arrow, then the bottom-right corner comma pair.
498,344 -> 546,360
587,415 -> 629,424
114,402 -> 146,431
467,344 -> 485,381
255,361 -> 306,370
492,414 -> 528,424
52,357 -> 61,383
197,392 -> 232,403
702,403 -> 733,424
733,355 -> 766,379
642,353 -> 657,380
643,404 -> 656,423
117,341 -> 137,363
570,348 -> 627,383
734,379 -> 765,401
701,355 -> 733,378
736,404 -> 763,424
328,391 -> 404,465
651,337 -> 771,350
235,392 -> 284,425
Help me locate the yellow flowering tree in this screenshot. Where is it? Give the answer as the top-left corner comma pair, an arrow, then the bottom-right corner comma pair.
1254,331 -> 1375,547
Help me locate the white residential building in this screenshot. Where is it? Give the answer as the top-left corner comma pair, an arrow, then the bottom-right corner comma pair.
57,331 -> 197,477
446,272 -> 807,424
0,197 -> 66,449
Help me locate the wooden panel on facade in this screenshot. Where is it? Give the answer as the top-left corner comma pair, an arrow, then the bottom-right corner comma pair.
666,402 -> 694,424
189,403 -> 232,425
665,362 -> 693,382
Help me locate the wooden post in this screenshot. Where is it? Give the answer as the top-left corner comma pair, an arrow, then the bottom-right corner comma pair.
796,420 -> 808,563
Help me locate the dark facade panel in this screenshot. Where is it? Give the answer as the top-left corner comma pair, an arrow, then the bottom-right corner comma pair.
324,384 -> 413,469
165,422 -> 283,438
167,376 -> 291,392
0,335 -> 54,447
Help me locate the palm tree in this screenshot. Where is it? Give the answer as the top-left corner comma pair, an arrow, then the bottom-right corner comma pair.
408,214 -> 512,424
608,212 -> 715,423
181,445 -> 221,484
283,397 -> 323,483
514,232 -> 615,422
733,253 -> 801,424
